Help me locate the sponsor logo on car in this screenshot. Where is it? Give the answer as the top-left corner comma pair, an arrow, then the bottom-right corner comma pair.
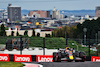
37,55 -> 53,62
0,54 -> 9,62
14,54 -> 31,62
91,56 -> 100,62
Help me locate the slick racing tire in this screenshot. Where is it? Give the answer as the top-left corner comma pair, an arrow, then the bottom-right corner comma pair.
57,52 -> 61,62
79,52 -> 85,57
53,52 -> 57,62
79,52 -> 85,62
80,58 -> 85,62
53,52 -> 61,62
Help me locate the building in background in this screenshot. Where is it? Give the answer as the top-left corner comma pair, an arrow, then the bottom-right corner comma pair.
52,7 -> 63,19
56,10 -> 60,19
52,8 -> 56,19
28,10 -> 50,18
6,29 -> 52,37
95,6 -> 100,17
0,10 -> 3,19
47,11 -> 50,18
60,14 -> 63,19
8,4 -> 21,22
0,9 -> 8,22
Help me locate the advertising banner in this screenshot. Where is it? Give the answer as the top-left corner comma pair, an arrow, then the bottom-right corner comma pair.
14,54 -> 31,62
91,56 -> 100,62
37,55 -> 53,62
0,54 -> 9,62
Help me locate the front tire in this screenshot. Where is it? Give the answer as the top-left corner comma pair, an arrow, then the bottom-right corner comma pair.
53,52 -> 61,62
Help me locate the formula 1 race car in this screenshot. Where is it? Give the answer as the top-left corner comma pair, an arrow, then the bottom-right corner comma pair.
53,47 -> 86,62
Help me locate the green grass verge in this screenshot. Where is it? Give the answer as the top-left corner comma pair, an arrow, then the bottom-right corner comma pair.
0,61 -> 25,67
0,36 -> 97,56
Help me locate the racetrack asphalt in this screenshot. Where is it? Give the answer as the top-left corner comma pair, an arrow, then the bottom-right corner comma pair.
38,61 -> 100,67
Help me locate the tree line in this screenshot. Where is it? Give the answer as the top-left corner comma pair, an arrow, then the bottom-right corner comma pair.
52,25 -> 77,38
76,17 -> 100,39
52,17 -> 100,39
0,24 -> 6,36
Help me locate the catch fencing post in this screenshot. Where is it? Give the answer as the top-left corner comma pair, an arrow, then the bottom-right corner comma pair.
43,38 -> 45,55
20,36 -> 22,54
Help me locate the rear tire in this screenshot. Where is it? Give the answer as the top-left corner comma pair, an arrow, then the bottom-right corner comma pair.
53,52 -> 61,62
53,52 -> 57,62
80,52 -> 85,57
57,52 -> 61,62
80,57 -> 85,62
79,52 -> 85,62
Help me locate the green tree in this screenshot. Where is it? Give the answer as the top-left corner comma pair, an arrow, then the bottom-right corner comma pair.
37,33 -> 40,37
32,29 -> 35,36
24,30 -> 28,36
52,31 -> 54,37
64,15 -> 67,18
98,45 -> 100,56
11,31 -> 14,36
16,31 -> 19,36
46,34 -> 51,37
0,24 -> 6,36
52,25 -> 77,38
75,17 -> 100,39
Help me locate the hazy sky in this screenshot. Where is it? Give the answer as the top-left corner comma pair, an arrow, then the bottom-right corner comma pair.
0,0 -> 100,10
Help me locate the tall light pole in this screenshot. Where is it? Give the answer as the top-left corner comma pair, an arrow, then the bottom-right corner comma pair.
96,32 -> 98,56
83,28 -> 87,45
20,36 -> 22,54
65,26 -> 67,46
96,33 -> 98,44
43,38 -> 45,55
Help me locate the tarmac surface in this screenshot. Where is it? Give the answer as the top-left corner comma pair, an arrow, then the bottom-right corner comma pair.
37,61 -> 100,67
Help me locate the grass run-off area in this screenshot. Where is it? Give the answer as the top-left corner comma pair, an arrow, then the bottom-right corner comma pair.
0,36 -> 97,56
0,36 -> 84,49
0,61 -> 24,67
